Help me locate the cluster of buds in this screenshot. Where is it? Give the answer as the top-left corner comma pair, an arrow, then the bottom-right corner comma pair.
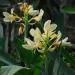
22,20 -> 72,53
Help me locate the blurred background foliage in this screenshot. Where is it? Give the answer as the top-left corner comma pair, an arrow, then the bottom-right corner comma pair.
0,0 -> 75,75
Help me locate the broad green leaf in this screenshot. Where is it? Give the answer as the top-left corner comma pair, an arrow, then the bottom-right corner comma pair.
0,65 -> 30,75
61,6 -> 75,14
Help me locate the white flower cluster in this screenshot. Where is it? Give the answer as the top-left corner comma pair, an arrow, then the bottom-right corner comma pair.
22,20 -> 72,53
3,2 -> 44,23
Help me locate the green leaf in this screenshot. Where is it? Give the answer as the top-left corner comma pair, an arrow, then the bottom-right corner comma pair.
58,60 -> 75,75
61,6 -> 75,14
0,65 -> 30,75
0,38 -> 5,51
33,68 -> 41,75
0,51 -> 16,65
62,48 -> 75,67
15,38 -> 35,64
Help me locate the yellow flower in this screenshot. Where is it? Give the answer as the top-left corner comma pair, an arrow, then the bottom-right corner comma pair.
3,8 -> 21,23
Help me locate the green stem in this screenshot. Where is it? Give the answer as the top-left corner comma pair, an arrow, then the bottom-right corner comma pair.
23,13 -> 29,39
44,52 -> 48,75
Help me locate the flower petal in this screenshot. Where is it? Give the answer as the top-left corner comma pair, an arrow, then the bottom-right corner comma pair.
22,44 -> 34,50
56,31 -> 62,41
28,5 -> 39,16
3,12 -> 10,17
44,20 -> 51,33
3,18 -> 11,22
31,9 -> 44,22
25,38 -> 34,46
30,28 -> 35,37
61,37 -> 72,47
34,28 -> 42,41
50,24 -> 57,32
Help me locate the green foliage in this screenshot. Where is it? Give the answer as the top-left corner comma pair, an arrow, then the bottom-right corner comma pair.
0,0 -> 75,75
61,6 -> 75,14
0,65 -> 30,75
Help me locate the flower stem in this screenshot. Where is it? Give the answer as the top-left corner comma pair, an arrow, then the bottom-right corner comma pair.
23,13 -> 29,39
45,52 -> 48,75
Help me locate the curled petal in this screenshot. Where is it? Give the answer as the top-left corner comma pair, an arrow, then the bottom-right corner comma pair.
29,10 -> 39,16
25,38 -> 34,46
30,28 -> 35,37
34,28 -> 42,41
50,24 -> 57,32
48,46 -> 56,52
11,8 -> 14,14
28,5 -> 39,16
62,37 -> 68,42
37,49 -> 45,53
3,12 -> 10,17
30,9 -> 44,22
61,37 -> 72,47
22,44 -> 34,50
30,27 -> 42,41
44,20 -> 51,33
44,20 -> 57,34
3,18 -> 11,22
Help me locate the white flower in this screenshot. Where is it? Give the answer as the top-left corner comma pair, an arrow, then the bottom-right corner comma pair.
28,5 -> 39,16
23,27 -> 43,50
3,8 -> 21,23
44,20 -> 57,33
30,9 -> 44,22
48,31 -> 62,51
22,38 -> 35,50
43,20 -> 57,40
30,27 -> 42,41
22,38 -> 42,50
19,3 -> 39,16
23,19 -> 73,53
61,37 -> 72,47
